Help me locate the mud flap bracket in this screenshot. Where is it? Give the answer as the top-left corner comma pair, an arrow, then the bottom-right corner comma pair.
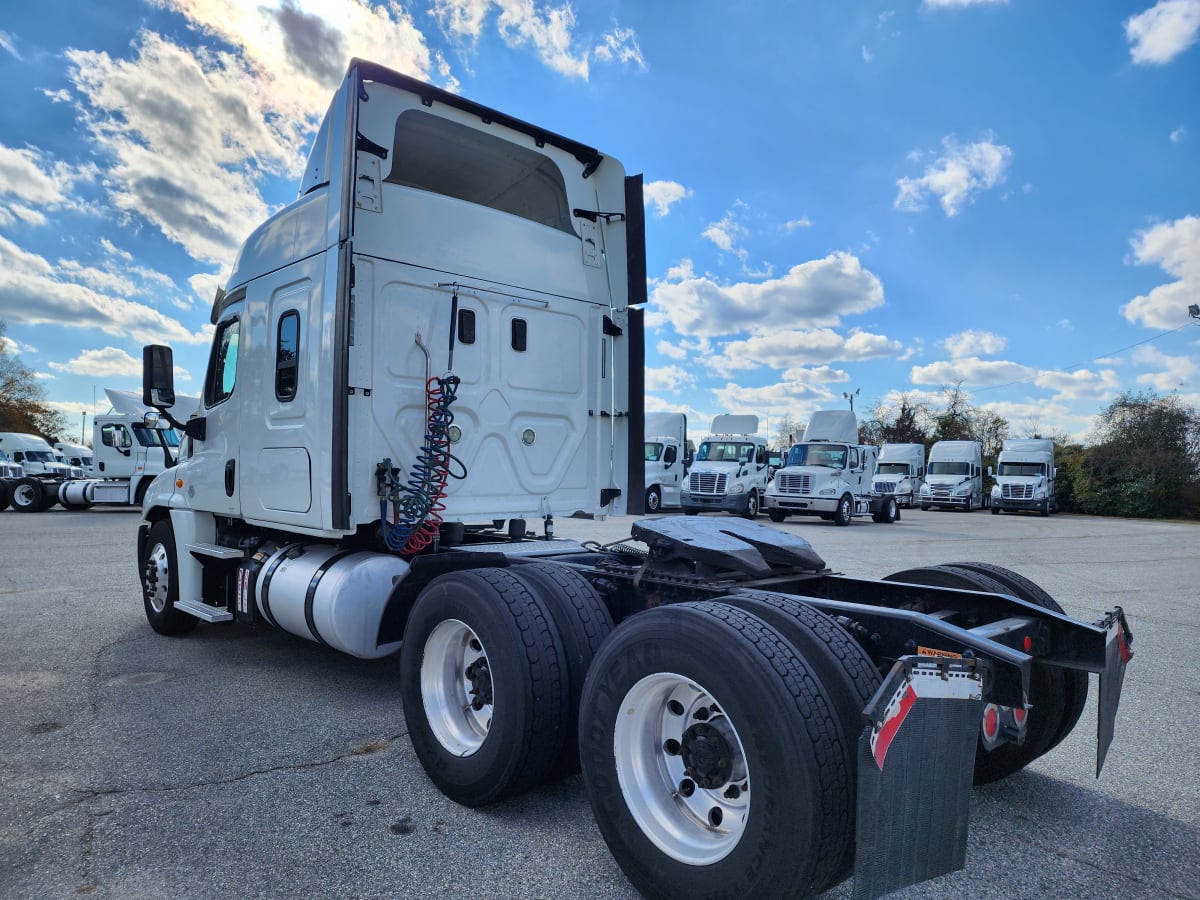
852,656 -> 986,900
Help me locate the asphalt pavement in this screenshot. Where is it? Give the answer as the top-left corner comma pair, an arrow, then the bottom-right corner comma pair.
0,505 -> 1196,899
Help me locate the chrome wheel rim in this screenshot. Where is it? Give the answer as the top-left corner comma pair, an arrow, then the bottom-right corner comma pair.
144,542 -> 170,613
613,672 -> 750,865
421,619 -> 492,756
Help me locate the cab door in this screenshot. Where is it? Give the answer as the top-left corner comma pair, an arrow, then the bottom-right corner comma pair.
180,307 -> 243,517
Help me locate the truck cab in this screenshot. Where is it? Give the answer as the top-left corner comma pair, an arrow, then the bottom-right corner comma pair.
920,440 -> 985,511
872,442 -> 925,508
0,447 -> 23,480
0,433 -> 73,479
991,438 -> 1056,516
680,415 -> 769,518
643,412 -> 692,512
765,410 -> 896,525
55,442 -> 95,478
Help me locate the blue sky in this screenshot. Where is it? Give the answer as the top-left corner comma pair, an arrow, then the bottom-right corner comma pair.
0,0 -> 1197,446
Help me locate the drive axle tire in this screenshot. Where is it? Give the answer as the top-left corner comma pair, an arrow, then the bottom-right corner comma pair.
11,477 -> 45,513
882,564 -> 1067,785
646,486 -> 662,513
991,506 -> 1000,515
946,562 -> 1088,755
579,601 -> 851,900
871,497 -> 898,524
0,480 -> 10,511
400,568 -> 569,807
718,592 -> 881,888
139,519 -> 198,636
507,562 -> 614,778
767,509 -> 787,523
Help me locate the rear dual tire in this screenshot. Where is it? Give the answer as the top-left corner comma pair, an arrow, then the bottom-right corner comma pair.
579,599 -> 868,898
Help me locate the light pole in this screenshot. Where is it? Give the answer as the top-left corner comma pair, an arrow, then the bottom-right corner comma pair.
81,411 -> 87,445
842,388 -> 860,412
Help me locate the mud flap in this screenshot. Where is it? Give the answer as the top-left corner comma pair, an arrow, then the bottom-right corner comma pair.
1097,606 -> 1133,777
852,657 -> 986,900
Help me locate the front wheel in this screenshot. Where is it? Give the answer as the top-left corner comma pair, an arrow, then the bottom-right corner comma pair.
579,602 -> 852,899
767,508 -> 787,523
963,495 -> 973,513
740,490 -> 759,520
140,519 -> 198,636
0,479 -> 10,511
645,486 -> 662,513
400,569 -> 569,806
833,494 -> 853,526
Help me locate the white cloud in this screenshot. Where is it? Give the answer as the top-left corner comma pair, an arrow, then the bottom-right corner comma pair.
432,0 -> 643,79
1170,125 -> 1187,142
711,380 -> 838,421
0,30 -> 19,60
100,238 -> 134,262
49,347 -> 144,377
650,252 -> 885,338
1124,0 -> 1200,64
702,202 -> 750,260
645,364 -> 696,393
895,135 -> 1013,216
923,0 -> 1008,6
785,217 -> 813,231
655,339 -> 687,361
942,329 -> 1007,357
1034,368 -> 1120,400
0,234 -> 211,346
1120,215 -> 1200,328
713,328 -> 902,373
1133,345 -> 1197,390
0,144 -> 95,216
643,180 -> 692,217
861,45 -> 874,62
910,356 -> 1035,385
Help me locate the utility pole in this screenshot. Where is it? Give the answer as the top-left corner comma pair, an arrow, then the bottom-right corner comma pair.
81,411 -> 87,445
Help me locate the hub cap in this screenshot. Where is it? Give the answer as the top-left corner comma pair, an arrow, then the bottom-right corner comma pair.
143,543 -> 171,613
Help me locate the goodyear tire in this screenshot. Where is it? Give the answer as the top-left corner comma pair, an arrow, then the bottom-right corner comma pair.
400,568 -> 569,807
833,494 -> 853,526
883,564 -> 1068,785
10,477 -> 45,513
717,592 -> 881,889
507,562 -> 613,778
946,561 -> 1087,755
139,519 -> 198,636
579,601 -> 851,899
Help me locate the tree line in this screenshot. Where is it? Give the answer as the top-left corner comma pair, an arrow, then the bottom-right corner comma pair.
774,384 -> 1200,520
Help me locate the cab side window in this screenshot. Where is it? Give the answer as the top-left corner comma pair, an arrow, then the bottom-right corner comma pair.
207,318 -> 241,406
276,311 -> 300,402
102,424 -> 132,449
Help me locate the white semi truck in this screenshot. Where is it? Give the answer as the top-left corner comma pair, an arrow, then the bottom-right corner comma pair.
133,60 -> 1131,900
872,442 -> 925,509
679,414 -> 771,518
920,439 -> 987,512
991,438 -> 1056,516
0,447 -> 24,511
54,441 -> 95,477
0,432 -> 76,511
765,410 -> 899,525
643,412 -> 693,512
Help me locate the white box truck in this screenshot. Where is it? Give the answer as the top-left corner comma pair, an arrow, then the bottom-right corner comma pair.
872,442 -> 926,509
131,60 -> 1131,900
643,412 -> 692,512
679,414 -> 770,518
991,438 -> 1056,516
764,410 -> 899,525
920,440 -> 986,511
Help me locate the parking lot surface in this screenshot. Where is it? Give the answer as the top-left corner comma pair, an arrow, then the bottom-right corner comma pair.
1,506 -> 1197,899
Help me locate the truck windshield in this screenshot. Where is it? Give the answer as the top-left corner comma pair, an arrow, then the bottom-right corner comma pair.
24,450 -> 56,462
928,461 -> 970,475
697,442 -> 755,462
876,463 -> 910,476
644,442 -> 664,462
786,444 -> 846,468
998,462 -> 1046,477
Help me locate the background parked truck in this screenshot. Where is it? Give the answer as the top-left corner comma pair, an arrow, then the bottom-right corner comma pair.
643,412 -> 693,512
0,432 -> 76,511
991,438 -> 1056,516
872,442 -> 925,508
680,414 -> 770,517
130,60 -> 1131,900
920,439 -> 987,511
764,410 -> 898,525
